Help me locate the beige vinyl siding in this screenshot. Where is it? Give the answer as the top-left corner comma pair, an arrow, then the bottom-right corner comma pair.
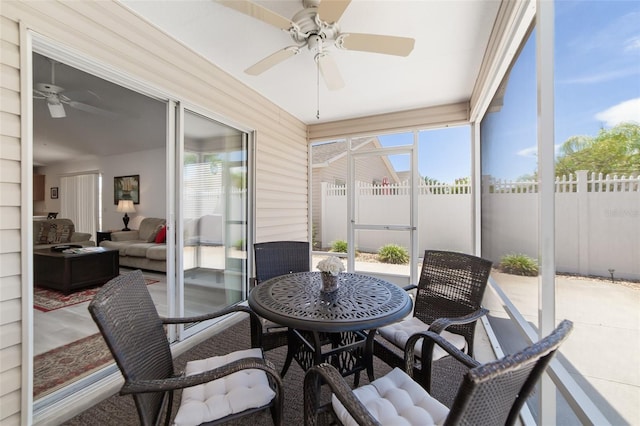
1,1 -> 308,423
255,128 -> 308,242
0,13 -> 22,426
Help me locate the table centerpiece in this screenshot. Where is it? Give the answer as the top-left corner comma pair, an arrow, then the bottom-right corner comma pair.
317,256 -> 345,292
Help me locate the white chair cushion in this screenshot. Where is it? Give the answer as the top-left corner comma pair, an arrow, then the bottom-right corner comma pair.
378,317 -> 467,360
332,367 -> 449,426
173,348 -> 275,426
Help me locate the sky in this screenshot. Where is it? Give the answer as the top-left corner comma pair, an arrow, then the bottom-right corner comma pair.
382,1 -> 640,183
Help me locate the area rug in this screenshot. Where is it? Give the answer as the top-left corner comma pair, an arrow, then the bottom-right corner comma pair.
34,333 -> 112,399
34,278 -> 159,312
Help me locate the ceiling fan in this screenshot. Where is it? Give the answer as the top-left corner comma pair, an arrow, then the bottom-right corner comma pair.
33,59 -> 118,119
218,0 -> 415,90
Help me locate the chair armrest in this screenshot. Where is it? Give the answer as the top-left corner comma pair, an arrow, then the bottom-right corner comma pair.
304,363 -> 380,426
405,330 -> 480,372
405,329 -> 481,392
121,357 -> 282,395
402,284 -> 417,292
161,305 -> 263,348
427,308 -> 489,334
160,305 -> 259,325
70,232 -> 92,242
110,230 -> 140,241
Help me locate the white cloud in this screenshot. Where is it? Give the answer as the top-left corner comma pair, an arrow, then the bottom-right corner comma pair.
560,68 -> 637,84
625,36 -> 640,52
517,145 -> 562,158
517,146 -> 537,158
595,98 -> 640,127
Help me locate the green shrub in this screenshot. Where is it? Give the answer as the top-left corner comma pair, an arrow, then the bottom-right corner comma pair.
378,244 -> 409,264
499,253 -> 539,276
330,240 -> 348,253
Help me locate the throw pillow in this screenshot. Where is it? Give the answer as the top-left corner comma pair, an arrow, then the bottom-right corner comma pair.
147,224 -> 163,242
155,225 -> 167,243
52,224 -> 73,243
36,223 -> 52,244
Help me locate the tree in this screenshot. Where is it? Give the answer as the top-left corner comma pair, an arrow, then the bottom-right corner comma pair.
555,122 -> 640,177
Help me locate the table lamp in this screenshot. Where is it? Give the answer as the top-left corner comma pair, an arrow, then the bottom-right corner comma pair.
116,199 -> 136,231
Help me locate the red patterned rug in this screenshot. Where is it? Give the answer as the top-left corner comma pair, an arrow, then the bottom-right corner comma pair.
34,278 -> 159,312
34,333 -> 113,399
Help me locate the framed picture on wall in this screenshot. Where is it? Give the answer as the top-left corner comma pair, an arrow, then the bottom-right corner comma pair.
114,175 -> 140,204
50,187 -> 58,199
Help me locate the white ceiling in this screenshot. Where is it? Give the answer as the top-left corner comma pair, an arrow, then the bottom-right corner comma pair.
33,0 -> 502,166
32,52 -> 167,166
122,0 -> 502,124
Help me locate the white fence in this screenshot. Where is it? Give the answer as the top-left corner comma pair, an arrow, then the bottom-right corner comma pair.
319,171 -> 640,280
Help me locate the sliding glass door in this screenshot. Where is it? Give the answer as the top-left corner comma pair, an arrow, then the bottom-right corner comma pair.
178,108 -> 248,335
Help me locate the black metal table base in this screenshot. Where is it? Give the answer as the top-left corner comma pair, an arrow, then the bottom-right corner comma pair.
281,328 -> 375,386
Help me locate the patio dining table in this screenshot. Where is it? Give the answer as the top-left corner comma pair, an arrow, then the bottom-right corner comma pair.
248,271 -> 412,382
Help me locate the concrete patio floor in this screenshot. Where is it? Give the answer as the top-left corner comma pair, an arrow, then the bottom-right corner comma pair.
488,271 -> 639,425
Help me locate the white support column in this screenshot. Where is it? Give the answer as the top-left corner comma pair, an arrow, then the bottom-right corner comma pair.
347,138 -> 355,272
537,0 -> 557,424
472,122 -> 482,256
411,130 -> 419,284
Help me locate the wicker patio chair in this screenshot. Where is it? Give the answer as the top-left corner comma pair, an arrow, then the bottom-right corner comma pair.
374,249 -> 493,391
304,320 -> 573,426
251,241 -> 310,351
88,269 -> 283,426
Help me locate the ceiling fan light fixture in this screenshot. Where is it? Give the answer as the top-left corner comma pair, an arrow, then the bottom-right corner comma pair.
47,101 -> 66,118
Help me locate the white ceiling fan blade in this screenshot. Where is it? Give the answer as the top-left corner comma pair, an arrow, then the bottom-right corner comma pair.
318,0 -> 351,24
317,54 -> 344,91
218,0 -> 292,30
64,89 -> 101,104
338,33 -> 415,57
245,46 -> 300,75
68,101 -> 120,118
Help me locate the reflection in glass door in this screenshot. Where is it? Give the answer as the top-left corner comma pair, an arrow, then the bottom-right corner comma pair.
180,110 -> 247,323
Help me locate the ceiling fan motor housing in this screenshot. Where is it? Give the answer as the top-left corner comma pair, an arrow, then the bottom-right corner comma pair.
290,6 -> 340,46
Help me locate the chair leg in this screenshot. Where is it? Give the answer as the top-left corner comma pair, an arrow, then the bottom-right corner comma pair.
163,391 -> 173,426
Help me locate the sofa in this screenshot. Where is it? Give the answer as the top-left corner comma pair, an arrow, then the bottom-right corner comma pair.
99,217 -> 167,272
33,218 -> 95,250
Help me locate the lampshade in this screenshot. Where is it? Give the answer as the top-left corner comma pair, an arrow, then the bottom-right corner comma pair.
116,199 -> 136,213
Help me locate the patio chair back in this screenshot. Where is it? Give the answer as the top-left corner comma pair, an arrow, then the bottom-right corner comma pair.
254,241 -> 310,284
252,241 -> 310,352
88,270 -> 173,425
415,250 -> 492,355
446,319 -> 573,425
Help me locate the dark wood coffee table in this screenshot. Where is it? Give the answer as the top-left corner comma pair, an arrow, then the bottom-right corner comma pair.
34,247 -> 119,294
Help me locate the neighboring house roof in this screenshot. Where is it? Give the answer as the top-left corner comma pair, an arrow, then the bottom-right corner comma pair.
396,171 -> 412,183
312,137 -> 401,183
311,137 -> 375,166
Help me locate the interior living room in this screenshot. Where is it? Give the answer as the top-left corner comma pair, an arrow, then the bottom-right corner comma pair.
2,1 -> 638,425
31,50 -> 168,389
31,51 -> 252,400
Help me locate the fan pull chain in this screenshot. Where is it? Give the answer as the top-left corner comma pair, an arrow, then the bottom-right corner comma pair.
316,58 -> 320,120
